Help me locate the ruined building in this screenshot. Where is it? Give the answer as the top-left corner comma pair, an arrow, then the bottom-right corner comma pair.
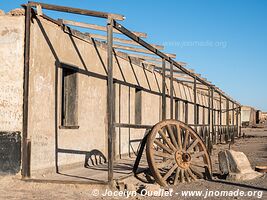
0,2 -> 241,184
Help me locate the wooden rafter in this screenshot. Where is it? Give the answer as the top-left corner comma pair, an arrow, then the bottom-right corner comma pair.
113,44 -> 176,58
85,33 -> 164,50
60,19 -> 147,38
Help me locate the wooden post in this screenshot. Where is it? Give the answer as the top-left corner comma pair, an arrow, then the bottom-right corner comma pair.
235,104 -> 239,138
226,99 -> 229,143
241,106 -> 242,137
185,102 -> 188,124
232,102 -> 235,143
107,17 -> 114,186
170,62 -> 174,119
219,94 -> 222,143
162,59 -> 166,120
211,89 -> 214,145
194,76 -> 197,131
22,4 -> 31,178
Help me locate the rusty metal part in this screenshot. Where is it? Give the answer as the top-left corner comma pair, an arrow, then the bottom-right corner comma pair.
146,119 -> 212,187
255,166 -> 267,173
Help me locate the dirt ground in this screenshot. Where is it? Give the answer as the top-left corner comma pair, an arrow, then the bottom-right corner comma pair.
0,129 -> 266,200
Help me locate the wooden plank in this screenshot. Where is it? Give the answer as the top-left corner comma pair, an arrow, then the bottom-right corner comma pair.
127,54 -> 161,62
156,70 -> 195,81
61,19 -> 147,38
107,17 -> 114,186
22,4 -> 31,179
162,59 -> 166,120
170,62 -> 174,119
86,33 -> 163,49
154,66 -> 192,73
113,44 -> 176,58
141,60 -> 159,67
168,72 -> 194,79
127,54 -> 186,66
36,4 -> 42,15
28,1 -> 125,20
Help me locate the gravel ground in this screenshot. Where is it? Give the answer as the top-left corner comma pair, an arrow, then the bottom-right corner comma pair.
0,129 -> 266,200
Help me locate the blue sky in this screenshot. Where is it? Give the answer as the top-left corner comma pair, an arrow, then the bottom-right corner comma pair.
1,0 -> 267,110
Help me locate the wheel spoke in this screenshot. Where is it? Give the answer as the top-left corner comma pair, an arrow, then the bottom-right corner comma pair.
163,163 -> 178,181
187,167 -> 197,181
158,129 -> 176,151
173,168 -> 180,185
166,125 -> 179,149
176,124 -> 183,150
191,151 -> 206,158
156,159 -> 173,168
184,170 -> 191,182
187,139 -> 199,152
154,150 -> 174,159
191,162 -> 208,168
183,130 -> 189,150
189,166 -> 204,179
180,169 -> 185,183
154,139 -> 173,154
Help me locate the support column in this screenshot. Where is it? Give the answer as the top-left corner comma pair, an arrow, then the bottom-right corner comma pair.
162,59 -> 166,120
208,89 -> 211,152
194,76 -> 197,131
170,62 -> 174,119
107,17 -> 115,186
22,4 -> 32,178
211,89 -> 214,145
185,102 -> 188,124
241,106 -> 242,137
226,99 -> 230,143
232,102 -> 235,143
219,94 -> 222,143
236,104 -> 239,137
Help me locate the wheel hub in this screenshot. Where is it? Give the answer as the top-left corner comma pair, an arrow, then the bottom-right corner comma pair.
175,151 -> 191,169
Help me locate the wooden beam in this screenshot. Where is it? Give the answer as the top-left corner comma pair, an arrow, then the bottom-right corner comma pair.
61,19 -> 147,38
113,44 -> 176,58
127,54 -> 161,62
127,54 -> 186,66
36,4 -> 42,15
174,75 -> 194,80
141,60 -> 158,67
154,66 -> 194,73
28,1 -> 125,20
107,17 -> 115,186
164,71 -> 194,80
86,33 -> 163,49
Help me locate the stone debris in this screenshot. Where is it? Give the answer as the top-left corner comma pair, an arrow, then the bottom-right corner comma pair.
125,183 -> 137,192
0,9 -> 5,16
143,183 -> 161,192
218,150 -> 263,181
7,8 -> 25,16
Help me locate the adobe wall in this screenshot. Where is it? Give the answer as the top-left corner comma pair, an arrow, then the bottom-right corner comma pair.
0,16 -> 25,132
0,14 -> 229,174
0,15 -> 25,174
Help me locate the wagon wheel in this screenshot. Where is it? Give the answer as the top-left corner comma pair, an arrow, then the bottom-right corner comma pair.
146,119 -> 212,187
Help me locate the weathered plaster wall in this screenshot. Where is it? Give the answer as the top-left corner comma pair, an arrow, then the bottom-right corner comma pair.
0,16 -> 25,132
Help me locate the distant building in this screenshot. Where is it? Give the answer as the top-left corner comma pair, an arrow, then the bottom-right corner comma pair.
260,112 -> 267,124
241,106 -> 256,127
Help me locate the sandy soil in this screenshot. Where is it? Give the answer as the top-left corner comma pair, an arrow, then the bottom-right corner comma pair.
0,129 -> 266,200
